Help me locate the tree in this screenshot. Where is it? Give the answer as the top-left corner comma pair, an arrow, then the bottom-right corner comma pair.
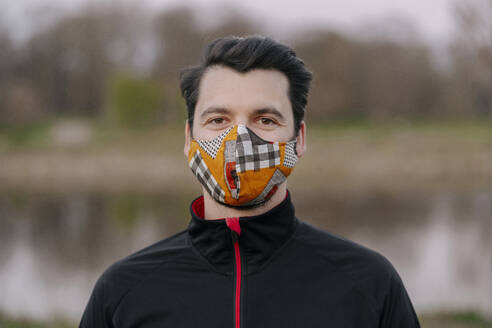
446,0 -> 492,118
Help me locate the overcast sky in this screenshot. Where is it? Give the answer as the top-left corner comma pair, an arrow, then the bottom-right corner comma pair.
173,0 -> 456,41
2,0 -> 457,44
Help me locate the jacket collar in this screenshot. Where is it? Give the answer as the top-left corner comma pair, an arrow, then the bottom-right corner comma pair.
187,190 -> 298,275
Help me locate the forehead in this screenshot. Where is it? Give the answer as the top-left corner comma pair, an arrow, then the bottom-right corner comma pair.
195,66 -> 292,117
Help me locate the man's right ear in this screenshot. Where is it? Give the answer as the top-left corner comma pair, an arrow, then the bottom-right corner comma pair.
184,120 -> 191,157
295,121 -> 306,158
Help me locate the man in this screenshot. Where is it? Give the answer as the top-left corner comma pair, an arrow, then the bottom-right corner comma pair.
80,35 -> 421,327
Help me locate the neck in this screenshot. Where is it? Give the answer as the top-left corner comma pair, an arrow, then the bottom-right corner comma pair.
202,182 -> 288,220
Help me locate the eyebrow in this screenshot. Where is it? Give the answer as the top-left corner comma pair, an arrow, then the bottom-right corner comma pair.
199,107 -> 230,120
254,107 -> 286,121
199,106 -> 286,121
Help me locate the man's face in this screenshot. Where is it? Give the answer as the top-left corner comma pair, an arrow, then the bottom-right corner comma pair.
184,65 -> 306,157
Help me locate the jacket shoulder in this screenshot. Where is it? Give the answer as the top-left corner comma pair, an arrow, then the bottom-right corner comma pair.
80,229 -> 190,327
295,219 -> 396,278
294,219 -> 402,312
294,219 -> 420,327
102,228 -> 190,300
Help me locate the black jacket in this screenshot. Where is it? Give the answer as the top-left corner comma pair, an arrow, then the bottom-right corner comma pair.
80,191 -> 421,327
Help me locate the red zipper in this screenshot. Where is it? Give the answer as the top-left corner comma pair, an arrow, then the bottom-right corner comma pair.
226,218 -> 242,328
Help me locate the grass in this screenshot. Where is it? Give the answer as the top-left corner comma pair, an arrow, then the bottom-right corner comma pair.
2,117 -> 492,153
308,118 -> 492,140
0,313 -> 74,328
1,118 -> 492,194
420,311 -> 492,328
1,312 -> 491,328
0,121 -> 53,152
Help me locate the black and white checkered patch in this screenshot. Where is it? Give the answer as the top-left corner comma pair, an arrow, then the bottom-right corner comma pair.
189,150 -> 225,202
283,140 -> 298,168
235,124 -> 280,173
196,126 -> 233,159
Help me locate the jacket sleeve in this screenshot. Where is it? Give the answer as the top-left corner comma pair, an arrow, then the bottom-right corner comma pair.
79,272 -> 115,328
379,270 -> 421,328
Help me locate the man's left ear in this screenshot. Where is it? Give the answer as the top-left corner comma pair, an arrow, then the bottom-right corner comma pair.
184,120 -> 191,158
295,121 -> 306,157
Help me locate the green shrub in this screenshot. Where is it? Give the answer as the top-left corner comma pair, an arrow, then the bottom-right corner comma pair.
106,74 -> 164,128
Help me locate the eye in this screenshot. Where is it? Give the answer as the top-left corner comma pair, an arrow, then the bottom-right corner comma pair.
258,117 -> 278,126
207,117 -> 227,125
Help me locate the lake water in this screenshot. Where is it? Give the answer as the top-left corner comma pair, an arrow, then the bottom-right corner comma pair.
0,188 -> 491,322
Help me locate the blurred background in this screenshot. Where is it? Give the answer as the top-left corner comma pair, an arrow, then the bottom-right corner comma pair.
0,0 -> 491,327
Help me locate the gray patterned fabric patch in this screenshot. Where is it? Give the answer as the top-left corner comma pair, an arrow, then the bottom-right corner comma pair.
196,126 -> 233,159
283,140 -> 298,168
189,150 -> 225,202
235,125 -> 280,173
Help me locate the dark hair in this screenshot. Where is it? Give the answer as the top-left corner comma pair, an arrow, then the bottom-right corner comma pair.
179,35 -> 312,136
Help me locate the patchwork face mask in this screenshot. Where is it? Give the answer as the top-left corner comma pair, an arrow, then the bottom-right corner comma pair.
188,124 -> 298,208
